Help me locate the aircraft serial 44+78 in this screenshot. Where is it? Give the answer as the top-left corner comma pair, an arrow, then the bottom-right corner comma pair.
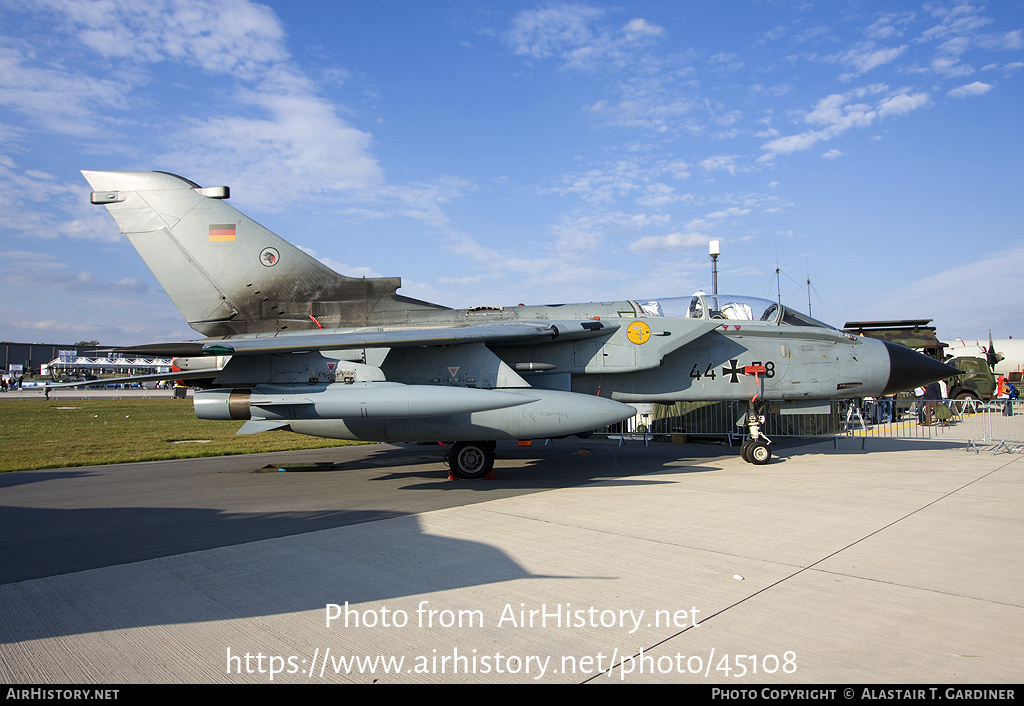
71,170 -> 956,476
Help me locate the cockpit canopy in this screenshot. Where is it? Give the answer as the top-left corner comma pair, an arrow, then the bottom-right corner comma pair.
635,294 -> 834,329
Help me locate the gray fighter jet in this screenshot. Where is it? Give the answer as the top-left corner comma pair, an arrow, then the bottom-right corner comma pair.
78,170 -> 956,474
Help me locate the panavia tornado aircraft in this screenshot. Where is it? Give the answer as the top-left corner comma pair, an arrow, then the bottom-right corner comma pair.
72,170 -> 957,475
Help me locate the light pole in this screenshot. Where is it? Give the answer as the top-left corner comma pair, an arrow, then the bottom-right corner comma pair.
709,240 -> 720,295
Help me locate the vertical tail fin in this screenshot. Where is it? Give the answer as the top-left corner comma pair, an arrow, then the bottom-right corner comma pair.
82,170 -> 444,336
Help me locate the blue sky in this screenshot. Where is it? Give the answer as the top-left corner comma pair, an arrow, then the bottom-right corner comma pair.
1,0 -> 1021,346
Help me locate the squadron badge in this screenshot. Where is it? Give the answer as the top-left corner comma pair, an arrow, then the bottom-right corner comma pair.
260,247 -> 280,267
626,320 -> 651,345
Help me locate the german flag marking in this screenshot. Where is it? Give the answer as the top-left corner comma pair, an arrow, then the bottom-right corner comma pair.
208,224 -> 236,241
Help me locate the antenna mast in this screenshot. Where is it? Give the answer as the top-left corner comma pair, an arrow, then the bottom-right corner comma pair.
806,257 -> 812,316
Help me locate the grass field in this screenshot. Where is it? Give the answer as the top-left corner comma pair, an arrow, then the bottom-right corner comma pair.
0,398 -> 362,472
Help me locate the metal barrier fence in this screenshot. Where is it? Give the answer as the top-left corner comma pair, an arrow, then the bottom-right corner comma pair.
6,386 -> 1022,452
1,387 -> 187,400
602,399 -> 1024,454
846,398 -> 1024,453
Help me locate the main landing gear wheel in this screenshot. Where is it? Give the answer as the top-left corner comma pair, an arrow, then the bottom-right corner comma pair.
448,441 -> 496,479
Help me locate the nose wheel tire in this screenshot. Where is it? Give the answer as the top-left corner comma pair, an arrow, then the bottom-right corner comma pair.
740,438 -> 772,465
448,441 -> 496,479
741,400 -> 772,465
748,439 -> 771,465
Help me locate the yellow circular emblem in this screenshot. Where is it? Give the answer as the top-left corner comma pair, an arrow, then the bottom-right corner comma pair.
626,320 -> 651,345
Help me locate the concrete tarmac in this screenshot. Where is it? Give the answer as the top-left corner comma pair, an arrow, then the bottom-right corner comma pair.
0,437 -> 1021,684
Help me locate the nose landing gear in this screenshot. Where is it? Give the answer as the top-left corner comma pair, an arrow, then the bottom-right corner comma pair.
739,365 -> 772,465
740,430 -> 772,465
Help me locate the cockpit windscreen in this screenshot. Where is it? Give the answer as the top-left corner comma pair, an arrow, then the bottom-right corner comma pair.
635,294 -> 833,329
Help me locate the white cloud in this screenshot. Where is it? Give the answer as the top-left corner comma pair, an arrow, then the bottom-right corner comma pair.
627,203 -> 753,252
700,155 -> 739,174
865,13 -> 916,41
834,42 -> 907,79
3,1 -> 390,214
0,248 -> 181,345
7,267 -> 149,295
629,231 -> 708,251
976,29 -> 1024,51
759,87 -> 929,161
705,207 -> 750,220
759,130 -> 831,160
918,3 -> 1022,79
877,91 -> 930,117
11,1 -> 394,212
550,160 -> 643,204
584,93 -> 701,134
41,0 -> 288,79
707,52 -> 745,75
506,3 -> 605,59
158,71 -> 384,206
0,47 -> 132,136
930,54 -> 975,77
637,183 -> 679,207
947,80 -> 993,97
0,161 -> 121,242
805,91 -> 879,129
621,18 -> 664,42
505,3 -> 664,69
662,159 -> 691,180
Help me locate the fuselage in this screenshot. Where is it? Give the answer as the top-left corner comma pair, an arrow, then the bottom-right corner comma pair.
195,294 -> 933,405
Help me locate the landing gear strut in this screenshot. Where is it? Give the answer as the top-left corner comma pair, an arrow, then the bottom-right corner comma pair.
739,401 -> 772,465
446,440 -> 496,479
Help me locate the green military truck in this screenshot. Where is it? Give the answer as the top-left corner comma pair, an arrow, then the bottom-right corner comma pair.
944,355 -> 996,400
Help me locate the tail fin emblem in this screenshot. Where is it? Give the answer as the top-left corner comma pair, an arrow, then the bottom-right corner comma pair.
260,247 -> 280,267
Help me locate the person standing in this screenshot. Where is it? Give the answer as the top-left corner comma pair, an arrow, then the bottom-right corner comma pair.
920,381 -> 942,426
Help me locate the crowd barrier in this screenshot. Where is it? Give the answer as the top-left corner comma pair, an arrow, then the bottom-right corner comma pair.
1,387 -> 186,400
602,399 -> 1024,454
6,387 -> 1022,453
848,398 -> 1024,453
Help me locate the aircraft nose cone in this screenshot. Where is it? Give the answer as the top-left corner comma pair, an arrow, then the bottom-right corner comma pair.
882,340 -> 962,395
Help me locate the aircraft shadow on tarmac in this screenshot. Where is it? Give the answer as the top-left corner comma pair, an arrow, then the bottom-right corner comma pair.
0,468 -> 101,490
1,441 -> 728,642
0,442 -> 720,587
0,511 -> 549,642
353,439 -> 718,488
0,504 -> 643,644
1,438 -> 974,642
